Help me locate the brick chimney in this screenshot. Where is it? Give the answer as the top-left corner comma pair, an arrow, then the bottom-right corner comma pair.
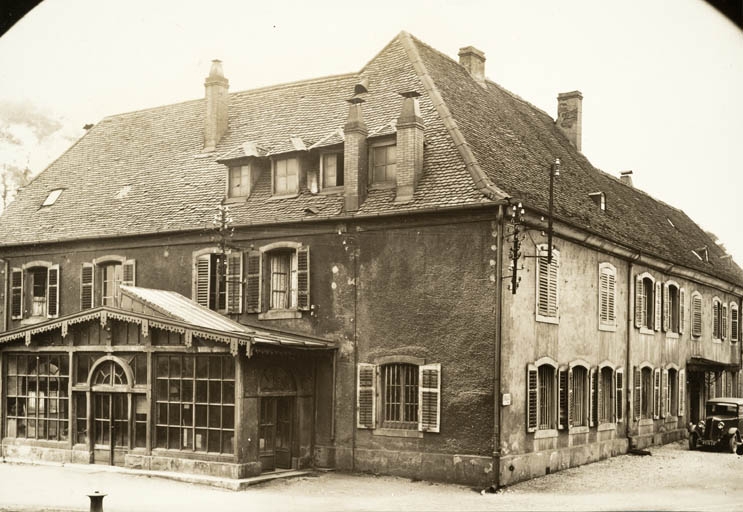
395,92 -> 424,203
204,60 -> 229,152
458,46 -> 486,88
620,170 -> 634,187
344,97 -> 368,212
556,91 -> 582,152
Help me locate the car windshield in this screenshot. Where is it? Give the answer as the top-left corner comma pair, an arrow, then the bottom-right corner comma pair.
706,403 -> 738,416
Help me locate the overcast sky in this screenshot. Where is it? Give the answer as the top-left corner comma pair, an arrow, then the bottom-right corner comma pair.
0,0 -> 741,265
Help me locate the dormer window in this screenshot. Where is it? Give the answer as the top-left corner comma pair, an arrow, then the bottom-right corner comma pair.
370,143 -> 396,184
42,189 -> 64,207
228,165 -> 251,198
273,157 -> 299,196
589,192 -> 606,211
321,152 -> 344,189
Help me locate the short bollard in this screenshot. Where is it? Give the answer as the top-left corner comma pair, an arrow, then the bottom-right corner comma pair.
87,491 -> 107,512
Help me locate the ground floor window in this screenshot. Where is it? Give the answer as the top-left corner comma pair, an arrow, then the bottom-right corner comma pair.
382,363 -> 418,429
599,367 -> 614,423
668,368 -> 678,416
5,354 -> 69,440
571,366 -> 588,427
155,354 -> 235,454
538,365 -> 556,430
641,367 -> 653,419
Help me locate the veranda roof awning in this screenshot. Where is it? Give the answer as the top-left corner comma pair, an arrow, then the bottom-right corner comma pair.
686,356 -> 740,372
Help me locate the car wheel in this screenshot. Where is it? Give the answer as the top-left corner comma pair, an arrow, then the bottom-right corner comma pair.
689,433 -> 699,450
729,434 -> 739,454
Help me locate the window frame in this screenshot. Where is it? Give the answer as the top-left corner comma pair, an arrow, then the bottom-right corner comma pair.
635,272 -> 656,334
527,357 -> 558,435
320,151 -> 344,191
664,281 -> 681,336
253,242 -> 310,320
14,261 -> 61,322
598,263 -> 617,331
368,140 -> 397,187
271,156 -> 300,197
712,297 -> 723,342
192,248 -> 232,314
568,362 -> 590,430
227,164 -> 251,199
535,244 -> 560,325
597,361 -> 616,426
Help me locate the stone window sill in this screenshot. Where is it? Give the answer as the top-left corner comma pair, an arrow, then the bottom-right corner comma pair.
223,196 -> 247,204
268,193 -> 299,201
320,186 -> 344,195
599,323 -> 617,332
569,425 -> 589,434
639,327 -> 655,336
638,418 -> 654,426
665,332 -> 680,340
21,316 -> 48,326
597,422 -> 616,432
534,428 -> 558,439
259,309 -> 302,321
536,314 -> 559,325
372,428 -> 423,439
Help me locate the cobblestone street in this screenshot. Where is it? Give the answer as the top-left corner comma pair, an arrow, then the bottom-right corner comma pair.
1,441 -> 742,511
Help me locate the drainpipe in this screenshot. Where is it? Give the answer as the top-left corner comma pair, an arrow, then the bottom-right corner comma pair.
625,258 -> 638,444
493,204 -> 505,488
1,257 -> 7,332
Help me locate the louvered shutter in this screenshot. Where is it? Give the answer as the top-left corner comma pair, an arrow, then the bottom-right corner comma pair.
679,369 -> 686,416
226,252 -> 243,314
10,268 -> 23,320
567,367 -> 574,428
679,288 -> 686,334
653,368 -> 660,419
558,367 -> 568,430
616,369 -> 624,422
596,367 -> 603,424
635,276 -> 644,328
732,305 -> 739,342
195,256 -> 211,308
599,269 -> 609,325
296,246 -> 310,311
245,250 -> 262,313
122,259 -> 136,287
692,295 -> 702,337
654,282 -> 662,331
47,265 -> 60,319
634,367 -> 641,421
537,254 -> 549,317
527,364 -> 538,432
661,369 -> 668,418
607,271 -> 615,324
419,363 -> 441,433
662,283 -> 670,332
357,363 -> 376,429
549,251 -> 559,317
713,301 -> 720,339
589,367 -> 597,427
722,304 -> 728,340
80,263 -> 94,310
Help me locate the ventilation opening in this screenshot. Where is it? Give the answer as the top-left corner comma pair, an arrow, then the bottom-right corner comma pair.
588,192 -> 606,211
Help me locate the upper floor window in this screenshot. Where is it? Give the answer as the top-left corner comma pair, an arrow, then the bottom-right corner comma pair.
81,257 -> 136,310
192,249 -> 243,314
321,152 -> 344,189
370,143 -> 396,184
731,303 -> 739,343
272,157 -> 299,196
635,273 -> 659,331
228,165 -> 251,198
246,243 -> 310,320
691,292 -> 703,338
598,263 -> 616,330
10,263 -> 60,321
663,282 -> 684,334
536,244 -> 559,324
713,298 -> 723,340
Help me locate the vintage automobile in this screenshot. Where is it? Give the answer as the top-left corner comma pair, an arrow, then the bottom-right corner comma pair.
688,397 -> 743,453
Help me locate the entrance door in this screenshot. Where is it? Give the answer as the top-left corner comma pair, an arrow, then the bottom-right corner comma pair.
689,372 -> 704,424
93,393 -> 128,465
259,396 -> 293,471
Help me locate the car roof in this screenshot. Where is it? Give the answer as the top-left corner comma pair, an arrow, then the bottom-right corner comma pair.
707,397 -> 743,405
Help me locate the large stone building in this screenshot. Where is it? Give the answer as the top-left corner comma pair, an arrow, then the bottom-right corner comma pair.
0,32 -> 741,487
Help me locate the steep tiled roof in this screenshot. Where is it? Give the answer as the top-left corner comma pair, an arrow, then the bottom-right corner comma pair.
1,31 -> 741,288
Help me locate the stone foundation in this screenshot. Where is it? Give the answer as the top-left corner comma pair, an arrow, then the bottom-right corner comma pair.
629,427 -> 687,451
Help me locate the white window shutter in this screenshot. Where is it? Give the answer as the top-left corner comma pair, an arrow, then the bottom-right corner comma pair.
567,367 -> 574,428
634,367 -> 641,421
195,255 -> 211,308
679,288 -> 686,334
122,259 -> 136,287
616,368 -> 624,423
589,367 -> 597,427
226,252 -> 243,314
679,369 -> 686,417
357,363 -> 376,429
527,364 -> 538,433
692,295 -> 702,337
607,271 -> 616,323
635,276 -> 644,329
653,368 -> 660,419
419,363 -> 441,433
558,367 -> 568,430
549,250 -> 559,317
732,304 -> 739,342
10,268 -> 23,320
296,246 -> 310,311
80,263 -> 94,310
245,250 -> 262,313
654,281 -> 662,331
661,369 -> 668,418
599,269 -> 608,324
595,367 -> 602,424
47,264 -> 60,319
722,304 -> 728,340
662,283 -> 670,332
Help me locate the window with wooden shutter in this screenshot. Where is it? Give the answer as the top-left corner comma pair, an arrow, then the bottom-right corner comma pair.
653,368 -> 660,419
80,263 -> 94,310
713,298 -> 721,339
691,293 -> 702,337
122,259 -> 136,287
357,363 -> 376,429
679,288 -> 686,334
567,366 -> 574,428
195,256 -> 211,308
633,367 -> 641,421
679,369 -> 686,416
589,367 -> 597,427
47,264 -> 60,319
419,363 -> 441,433
558,367 -> 568,430
634,276 -> 644,329
731,303 -> 739,342
661,369 -> 668,418
599,263 -> 616,329
536,245 -> 559,322
616,368 -> 624,422
226,252 -> 243,314
10,268 -> 23,320
245,250 -> 262,313
527,364 -> 538,433
296,246 -> 310,311
722,303 -> 728,340
662,283 -> 670,332
654,282 -> 662,331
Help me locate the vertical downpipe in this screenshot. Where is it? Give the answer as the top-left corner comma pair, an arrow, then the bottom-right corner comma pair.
351,231 -> 359,471
626,260 -> 634,443
493,205 -> 505,488
1,258 -> 7,332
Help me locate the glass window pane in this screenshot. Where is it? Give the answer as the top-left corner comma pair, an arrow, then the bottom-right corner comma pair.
156,426 -> 167,448
222,382 -> 235,404
196,358 -> 208,379
183,356 -> 194,379
169,380 -> 181,401
195,381 -> 208,403
169,357 -> 181,378
209,357 -> 222,380
222,430 -> 234,454
209,405 -> 221,428
208,429 -> 220,453
209,381 -> 221,403
182,380 -> 193,402
223,357 -> 235,380
194,429 -> 207,452
222,406 -> 234,429
157,357 -> 168,378
195,405 -> 207,427
168,427 -> 180,450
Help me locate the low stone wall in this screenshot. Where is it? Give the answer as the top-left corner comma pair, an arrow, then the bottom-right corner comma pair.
630,427 -> 687,451
125,454 -> 260,479
2,441 -> 90,465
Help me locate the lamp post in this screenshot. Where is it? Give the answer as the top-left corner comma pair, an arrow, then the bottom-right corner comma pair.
547,158 -> 560,264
